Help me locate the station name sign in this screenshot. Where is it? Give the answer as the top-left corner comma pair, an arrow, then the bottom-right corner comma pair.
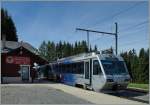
6,56 -> 30,65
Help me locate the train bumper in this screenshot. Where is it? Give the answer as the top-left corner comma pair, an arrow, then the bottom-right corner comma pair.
103,82 -> 128,91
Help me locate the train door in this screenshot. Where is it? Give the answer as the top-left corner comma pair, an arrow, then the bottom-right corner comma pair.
84,59 -> 92,86
92,59 -> 106,91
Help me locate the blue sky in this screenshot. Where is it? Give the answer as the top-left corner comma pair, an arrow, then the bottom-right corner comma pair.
2,1 -> 149,54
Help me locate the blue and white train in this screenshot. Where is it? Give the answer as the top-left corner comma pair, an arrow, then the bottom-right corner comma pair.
40,52 -> 131,91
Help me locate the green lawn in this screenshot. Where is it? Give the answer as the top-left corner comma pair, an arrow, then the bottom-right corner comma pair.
128,83 -> 149,90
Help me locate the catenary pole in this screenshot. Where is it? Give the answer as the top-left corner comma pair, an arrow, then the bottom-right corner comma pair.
76,22 -> 118,55
115,22 -> 118,55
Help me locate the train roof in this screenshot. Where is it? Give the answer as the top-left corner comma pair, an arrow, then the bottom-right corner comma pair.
57,52 -> 96,61
56,52 -> 124,64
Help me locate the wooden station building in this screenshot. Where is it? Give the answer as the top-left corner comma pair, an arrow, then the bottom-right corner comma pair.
1,41 -> 48,83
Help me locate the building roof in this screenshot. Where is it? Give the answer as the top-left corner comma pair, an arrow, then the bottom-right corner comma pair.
1,41 -> 48,63
1,41 -> 39,55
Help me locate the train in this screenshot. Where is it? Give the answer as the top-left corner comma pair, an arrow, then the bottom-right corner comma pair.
38,52 -> 131,92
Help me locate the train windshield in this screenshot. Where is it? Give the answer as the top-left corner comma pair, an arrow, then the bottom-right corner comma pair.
101,60 -> 127,75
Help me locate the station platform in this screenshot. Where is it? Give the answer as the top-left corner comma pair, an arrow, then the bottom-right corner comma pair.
2,83 -> 147,104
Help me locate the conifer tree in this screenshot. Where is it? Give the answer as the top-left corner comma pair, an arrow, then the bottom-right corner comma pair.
94,45 -> 98,52
38,41 -> 47,59
1,8 -> 18,41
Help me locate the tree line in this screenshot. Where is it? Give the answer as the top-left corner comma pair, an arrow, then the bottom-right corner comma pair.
38,41 -> 149,84
38,40 -> 98,61
120,48 -> 149,84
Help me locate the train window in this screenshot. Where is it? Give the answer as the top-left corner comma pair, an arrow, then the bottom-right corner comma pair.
76,62 -> 79,74
56,64 -> 58,72
78,62 -> 81,74
77,62 -> 84,74
64,64 -> 67,73
62,64 -> 65,73
63,64 -> 66,73
93,60 -> 102,75
69,64 -> 72,73
70,63 -> 73,73
67,64 -> 71,73
53,64 -> 56,71
73,63 -> 77,74
47,65 -> 51,71
74,63 -> 76,74
58,64 -> 61,73
70,64 -> 73,73
66,64 -> 70,73
65,64 -> 67,73
76,63 -> 79,74
66,64 -> 68,73
71,63 -> 73,73
101,60 -> 127,75
75,62 -> 83,74
80,62 -> 84,74
55,64 -> 58,72
67,64 -> 69,73
59,64 -> 61,73
61,64 -> 63,73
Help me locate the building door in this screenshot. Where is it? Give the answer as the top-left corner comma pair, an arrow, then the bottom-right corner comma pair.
20,65 -> 30,81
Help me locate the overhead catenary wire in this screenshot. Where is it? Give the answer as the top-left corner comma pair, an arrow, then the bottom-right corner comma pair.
91,20 -> 148,43
91,33 -> 148,49
89,6 -> 148,48
119,27 -> 148,39
86,1 -> 144,29
119,20 -> 148,32
119,38 -> 148,47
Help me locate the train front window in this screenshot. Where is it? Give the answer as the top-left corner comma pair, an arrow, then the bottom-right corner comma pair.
101,60 -> 127,75
93,60 -> 102,75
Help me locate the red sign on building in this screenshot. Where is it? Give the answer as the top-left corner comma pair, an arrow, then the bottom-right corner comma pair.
6,56 -> 30,65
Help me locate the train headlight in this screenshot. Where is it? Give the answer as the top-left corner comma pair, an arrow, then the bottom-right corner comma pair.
107,79 -> 114,82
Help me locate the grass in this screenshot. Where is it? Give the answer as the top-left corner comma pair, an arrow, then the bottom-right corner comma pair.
128,83 -> 149,90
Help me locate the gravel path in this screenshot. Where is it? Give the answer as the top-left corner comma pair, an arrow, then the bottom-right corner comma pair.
1,85 -> 92,104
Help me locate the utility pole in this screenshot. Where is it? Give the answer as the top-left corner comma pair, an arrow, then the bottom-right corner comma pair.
115,22 -> 118,55
76,22 -> 118,55
87,31 -> 89,51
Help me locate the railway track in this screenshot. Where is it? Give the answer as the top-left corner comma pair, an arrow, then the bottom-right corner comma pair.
75,84 -> 149,104
106,89 -> 149,104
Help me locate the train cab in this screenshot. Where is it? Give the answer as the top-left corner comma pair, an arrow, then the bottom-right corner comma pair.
98,54 -> 131,91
